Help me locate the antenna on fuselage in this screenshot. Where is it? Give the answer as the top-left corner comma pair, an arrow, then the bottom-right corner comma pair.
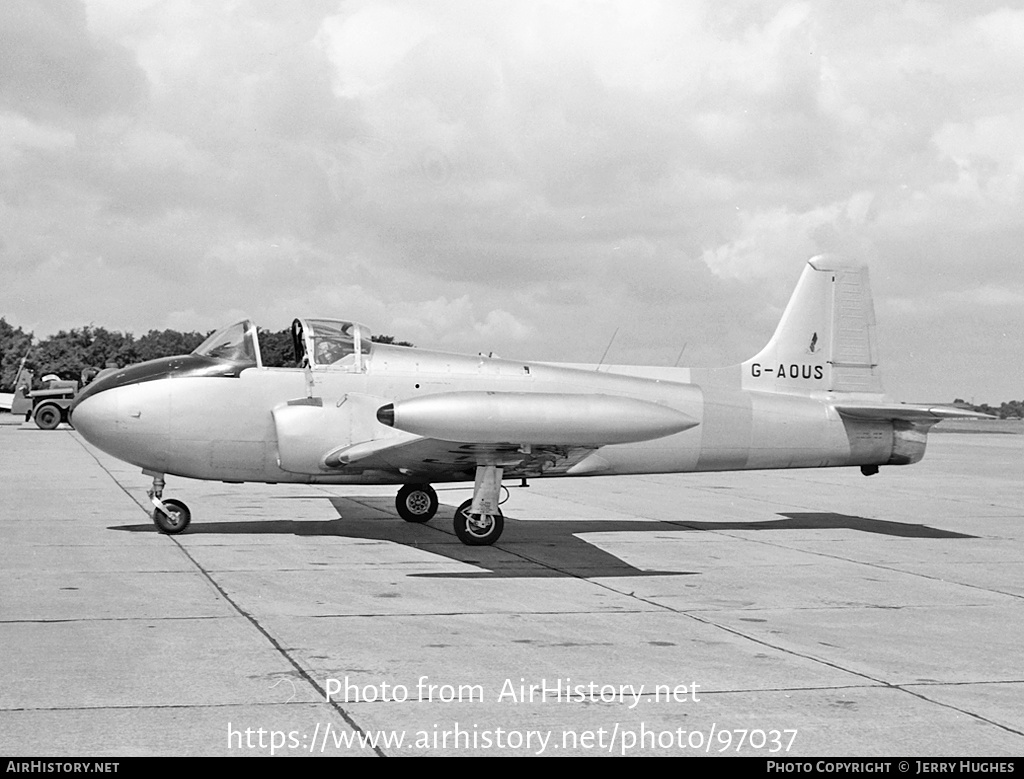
673,342 -> 688,367
596,327 -> 619,372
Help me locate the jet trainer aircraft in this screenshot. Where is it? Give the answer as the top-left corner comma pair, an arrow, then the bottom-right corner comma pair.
71,256 -> 984,545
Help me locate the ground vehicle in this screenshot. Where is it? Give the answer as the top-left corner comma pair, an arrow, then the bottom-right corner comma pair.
28,377 -> 78,429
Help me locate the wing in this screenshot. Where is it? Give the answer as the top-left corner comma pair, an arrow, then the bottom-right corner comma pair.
325,435 -> 599,481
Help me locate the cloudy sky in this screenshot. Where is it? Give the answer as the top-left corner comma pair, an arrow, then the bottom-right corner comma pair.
2,0 -> 1022,402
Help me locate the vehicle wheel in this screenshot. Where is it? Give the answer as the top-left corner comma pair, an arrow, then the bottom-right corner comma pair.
153,498 -> 191,534
396,484 -> 438,523
453,499 -> 504,546
34,404 -> 62,430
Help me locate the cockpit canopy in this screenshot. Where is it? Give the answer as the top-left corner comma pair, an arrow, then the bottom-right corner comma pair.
291,318 -> 373,371
191,318 -> 374,372
192,320 -> 261,368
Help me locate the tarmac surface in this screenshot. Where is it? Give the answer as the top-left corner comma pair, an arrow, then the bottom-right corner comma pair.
1,416 -> 1022,757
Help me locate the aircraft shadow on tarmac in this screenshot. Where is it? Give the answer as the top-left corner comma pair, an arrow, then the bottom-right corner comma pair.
111,497 -> 977,580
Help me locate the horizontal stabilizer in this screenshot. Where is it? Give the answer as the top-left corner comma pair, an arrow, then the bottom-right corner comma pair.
835,404 -> 995,422
378,391 -> 698,446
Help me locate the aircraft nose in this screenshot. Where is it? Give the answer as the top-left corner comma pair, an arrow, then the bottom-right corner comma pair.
70,387 -> 122,453
70,380 -> 171,470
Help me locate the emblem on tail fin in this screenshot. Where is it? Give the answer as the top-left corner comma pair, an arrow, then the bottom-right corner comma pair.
808,332 -> 819,354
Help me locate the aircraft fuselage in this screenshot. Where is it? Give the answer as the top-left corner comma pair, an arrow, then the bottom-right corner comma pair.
73,343 -> 900,486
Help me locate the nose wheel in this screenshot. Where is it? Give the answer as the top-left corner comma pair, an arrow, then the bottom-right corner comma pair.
153,498 -> 191,534
147,473 -> 191,534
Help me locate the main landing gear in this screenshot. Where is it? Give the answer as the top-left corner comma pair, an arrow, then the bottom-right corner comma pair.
395,465 -> 506,546
396,483 -> 439,523
146,472 -> 191,534
453,500 -> 503,546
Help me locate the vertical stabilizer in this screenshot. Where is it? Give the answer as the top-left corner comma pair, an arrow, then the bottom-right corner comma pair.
741,256 -> 884,396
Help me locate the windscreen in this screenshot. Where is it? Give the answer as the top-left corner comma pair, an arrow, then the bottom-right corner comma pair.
192,320 -> 261,367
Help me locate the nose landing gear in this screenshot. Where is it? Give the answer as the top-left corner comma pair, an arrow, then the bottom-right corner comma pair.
146,472 -> 191,534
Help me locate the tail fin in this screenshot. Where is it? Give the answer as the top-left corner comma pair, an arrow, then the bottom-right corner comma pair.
742,255 -> 884,396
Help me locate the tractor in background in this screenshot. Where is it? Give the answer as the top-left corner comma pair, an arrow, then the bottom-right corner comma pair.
26,374 -> 79,430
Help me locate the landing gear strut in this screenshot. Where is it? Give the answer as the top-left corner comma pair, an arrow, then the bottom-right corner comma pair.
396,483 -> 439,523
146,472 -> 191,534
453,465 -> 504,546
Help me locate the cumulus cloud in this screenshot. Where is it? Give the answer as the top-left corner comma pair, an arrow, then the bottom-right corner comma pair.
0,0 -> 146,121
390,296 -> 533,350
0,0 -> 1022,400
700,192 -> 879,282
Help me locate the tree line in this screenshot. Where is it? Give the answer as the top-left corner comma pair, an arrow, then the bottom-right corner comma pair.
0,317 -> 410,391
953,399 -> 1024,420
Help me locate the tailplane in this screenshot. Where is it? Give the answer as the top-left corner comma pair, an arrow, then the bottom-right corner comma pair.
742,255 -> 883,396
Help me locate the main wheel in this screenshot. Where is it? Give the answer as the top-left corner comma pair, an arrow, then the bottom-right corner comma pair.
153,498 -> 191,534
396,483 -> 438,523
34,403 -> 62,430
453,499 -> 504,546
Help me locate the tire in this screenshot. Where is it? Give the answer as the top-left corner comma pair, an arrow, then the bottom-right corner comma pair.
396,484 -> 438,523
34,404 -> 62,430
153,498 -> 191,534
453,499 -> 504,546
